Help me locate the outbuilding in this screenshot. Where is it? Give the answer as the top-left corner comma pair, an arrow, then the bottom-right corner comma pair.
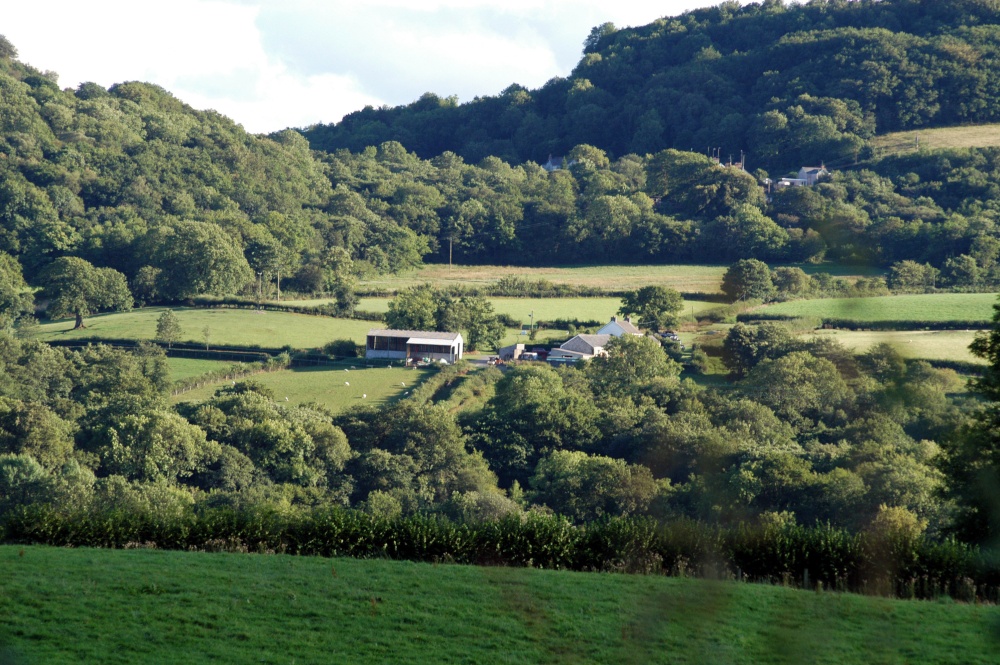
366,329 -> 464,364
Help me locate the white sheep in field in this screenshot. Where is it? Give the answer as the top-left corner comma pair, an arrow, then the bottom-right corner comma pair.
362,394 -> 367,399
345,382 -> 350,386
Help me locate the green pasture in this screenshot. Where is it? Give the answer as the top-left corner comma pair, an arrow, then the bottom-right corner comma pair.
873,123 -> 1000,156
761,293 -> 998,323
0,546 -> 997,665
356,296 -> 721,323
807,330 -> 984,364
166,357 -> 235,382
172,365 -> 429,410
36,307 -> 373,349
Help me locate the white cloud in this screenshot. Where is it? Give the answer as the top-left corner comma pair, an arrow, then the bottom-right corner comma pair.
2,0 -> 746,133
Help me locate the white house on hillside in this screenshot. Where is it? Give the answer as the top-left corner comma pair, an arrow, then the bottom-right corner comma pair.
777,165 -> 829,189
596,316 -> 642,336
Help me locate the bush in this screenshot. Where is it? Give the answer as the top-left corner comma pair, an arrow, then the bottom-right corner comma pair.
323,339 -> 361,358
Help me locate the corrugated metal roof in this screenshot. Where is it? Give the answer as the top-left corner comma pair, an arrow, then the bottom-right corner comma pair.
407,337 -> 458,346
368,329 -> 462,341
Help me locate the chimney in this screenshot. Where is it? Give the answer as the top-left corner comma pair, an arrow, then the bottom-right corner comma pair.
611,316 -> 618,322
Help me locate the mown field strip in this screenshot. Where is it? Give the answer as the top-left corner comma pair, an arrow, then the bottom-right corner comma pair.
0,546 -> 997,665
761,293 -> 997,322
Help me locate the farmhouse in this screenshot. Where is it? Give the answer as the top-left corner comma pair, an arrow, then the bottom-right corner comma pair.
366,329 -> 463,364
596,315 -> 642,336
547,316 -> 647,365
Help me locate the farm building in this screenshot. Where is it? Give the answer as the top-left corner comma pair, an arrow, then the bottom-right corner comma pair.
366,329 -> 464,363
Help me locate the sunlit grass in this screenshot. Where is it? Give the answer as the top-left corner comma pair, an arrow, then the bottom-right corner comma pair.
807,329 -> 983,364
172,365 -> 432,411
873,123 -> 1000,156
0,546 -> 997,665
36,307 -> 373,349
760,293 -> 997,323
166,357 -> 235,382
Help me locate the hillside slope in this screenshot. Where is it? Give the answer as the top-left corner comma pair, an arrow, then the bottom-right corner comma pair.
1,545 -> 998,665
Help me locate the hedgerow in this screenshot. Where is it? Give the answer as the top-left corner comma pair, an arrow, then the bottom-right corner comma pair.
4,506 -> 997,602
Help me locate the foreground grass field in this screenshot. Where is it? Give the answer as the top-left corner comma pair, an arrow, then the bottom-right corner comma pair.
0,546 -> 996,665
37,307 -> 373,349
761,293 -> 998,323
873,123 -> 1000,156
172,365 -> 431,410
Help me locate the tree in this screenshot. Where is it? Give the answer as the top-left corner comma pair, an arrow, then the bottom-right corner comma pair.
460,296 -> 506,352
583,22 -> 616,53
142,221 -> 253,299
385,284 -> 437,331
618,286 -> 684,331
772,267 -> 812,296
529,450 -> 660,522
588,334 -> 682,394
154,310 -> 182,349
887,260 -> 938,291
38,257 -> 132,329
0,252 -> 33,327
721,259 -> 775,302
721,322 -> 793,379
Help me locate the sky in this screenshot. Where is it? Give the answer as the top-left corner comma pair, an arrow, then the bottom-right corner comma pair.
3,1 -> 747,134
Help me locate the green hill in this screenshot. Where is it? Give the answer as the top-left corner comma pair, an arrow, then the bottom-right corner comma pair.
304,0 -> 1000,172
1,545 -> 997,665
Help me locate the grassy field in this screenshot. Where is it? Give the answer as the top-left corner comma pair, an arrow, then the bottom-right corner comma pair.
36,307 -> 374,349
761,293 -> 998,323
172,365 -> 431,410
0,546 -> 997,665
873,123 -> 1000,157
353,263 -> 885,294
807,329 -> 983,364
357,296 -> 722,322
166,357 -> 235,382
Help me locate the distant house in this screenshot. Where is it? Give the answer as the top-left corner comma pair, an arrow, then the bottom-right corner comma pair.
596,316 -> 642,337
541,155 -> 577,172
366,329 -> 463,364
777,165 -> 828,189
798,165 -> 828,185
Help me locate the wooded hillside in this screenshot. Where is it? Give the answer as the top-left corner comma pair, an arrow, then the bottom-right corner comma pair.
304,0 -> 1000,173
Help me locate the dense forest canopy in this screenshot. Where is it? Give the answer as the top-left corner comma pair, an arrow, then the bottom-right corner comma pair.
1,1 -> 999,309
304,0 -> 1000,173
